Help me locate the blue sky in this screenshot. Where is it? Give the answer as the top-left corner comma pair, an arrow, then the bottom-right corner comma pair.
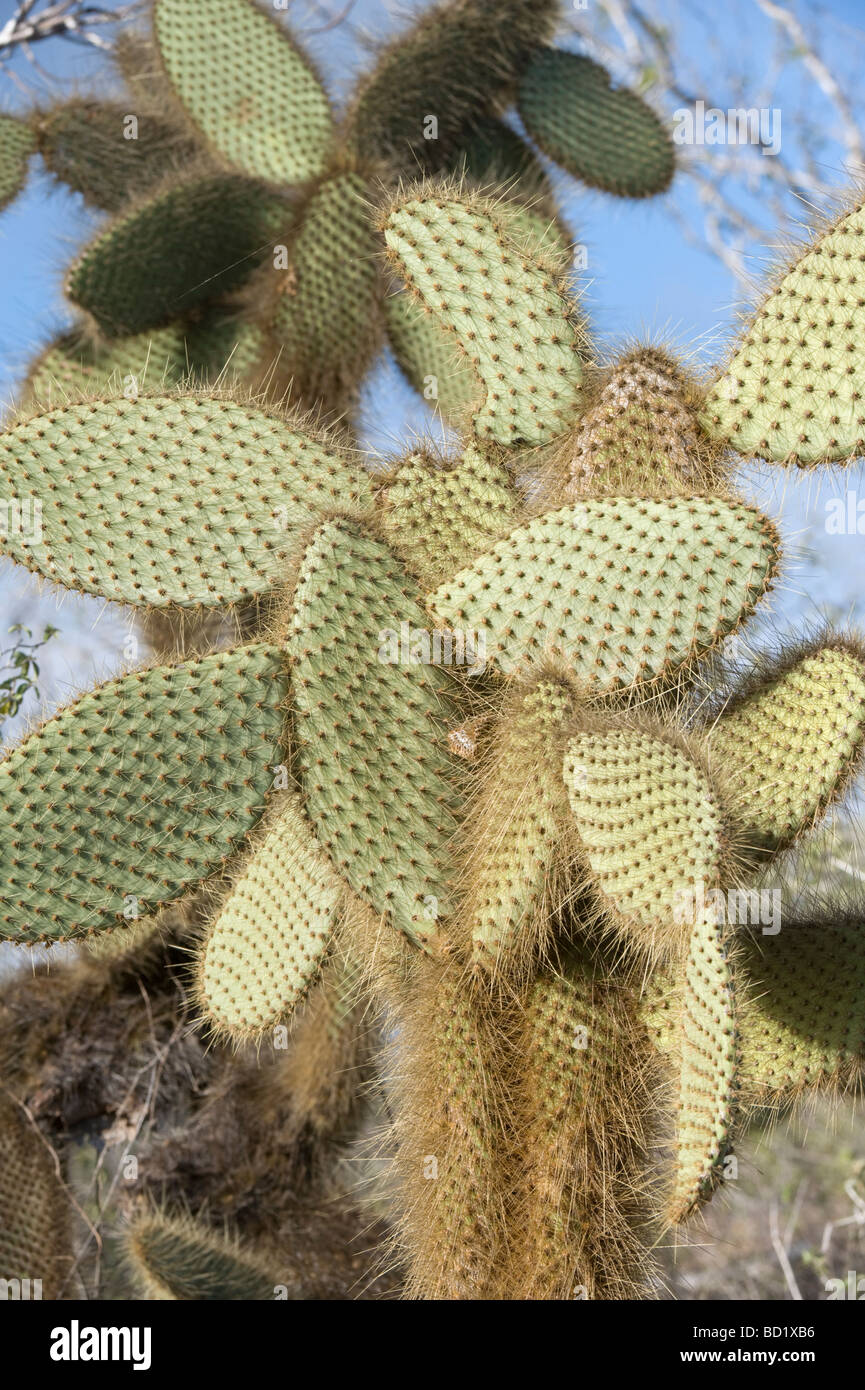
1,0 -> 865,739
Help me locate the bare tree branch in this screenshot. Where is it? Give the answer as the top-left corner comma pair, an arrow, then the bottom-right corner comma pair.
566,0 -> 865,290
0,1 -> 143,59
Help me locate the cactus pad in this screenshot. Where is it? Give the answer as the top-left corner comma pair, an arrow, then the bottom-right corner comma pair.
706,643 -> 865,852
153,0 -> 333,185
125,1212 -> 278,1300
197,793 -> 345,1039
518,50 -> 675,199
384,288 -> 483,424
23,324 -> 188,406
565,348 -> 715,496
34,100 -> 192,212
669,911 -> 736,1223
702,196 -> 865,464
346,0 -> 560,175
287,518 -> 462,949
565,729 -> 728,958
66,173 -> 287,337
0,1096 -> 72,1299
383,193 -> 585,446
263,171 -> 382,411
0,645 -> 287,943
376,443 -> 520,586
428,496 -> 780,686
458,680 -> 572,973
0,114 -> 35,212
0,395 -> 372,607
736,918 -> 865,1106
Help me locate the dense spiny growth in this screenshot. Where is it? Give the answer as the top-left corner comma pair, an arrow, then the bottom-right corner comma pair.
0,0 -> 864,1302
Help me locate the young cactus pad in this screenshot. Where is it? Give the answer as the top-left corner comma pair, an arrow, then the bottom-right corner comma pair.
196,793 -> 345,1039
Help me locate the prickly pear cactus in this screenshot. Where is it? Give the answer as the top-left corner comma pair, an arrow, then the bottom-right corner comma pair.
2,0 -> 865,1305
2,0 -> 672,422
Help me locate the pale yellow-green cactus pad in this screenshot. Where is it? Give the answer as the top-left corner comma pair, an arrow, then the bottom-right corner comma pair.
702,195 -> 865,464
428,496 -> 780,686
154,0 -> 334,185
383,193 -> 585,446
565,729 -> 728,957
376,443 -> 520,587
706,643 -> 865,852
0,395 -> 373,607
669,910 -> 736,1224
196,792 -> 345,1039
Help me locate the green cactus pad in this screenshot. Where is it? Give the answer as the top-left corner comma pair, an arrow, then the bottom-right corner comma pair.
153,0 -> 333,184
0,645 -> 287,943
428,496 -> 780,686
264,172 -> 383,411
185,312 -> 268,383
34,100 -> 193,212
564,730 -> 728,958
736,918 -> 865,1106
453,116 -> 553,200
23,324 -> 189,406
449,115 -> 573,266
0,114 -> 35,212
459,681 -> 572,974
197,793 -> 345,1039
125,1212 -> 279,1300
706,644 -> 865,853
669,911 -> 736,1224
518,50 -> 675,199
66,173 -> 288,337
641,915 -> 865,1114
495,201 -> 574,271
383,193 -> 585,446
702,196 -> 865,464
0,395 -> 373,607
376,443 -> 520,587
565,348 -> 715,496
346,0 -> 560,175
384,288 -> 483,424
0,1096 -> 72,1299
287,518 -> 462,949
